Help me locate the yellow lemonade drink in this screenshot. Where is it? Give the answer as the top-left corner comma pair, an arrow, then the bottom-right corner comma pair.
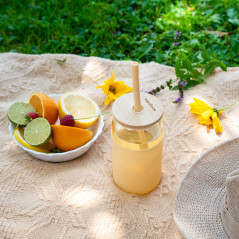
111,63 -> 164,195
112,122 -> 163,195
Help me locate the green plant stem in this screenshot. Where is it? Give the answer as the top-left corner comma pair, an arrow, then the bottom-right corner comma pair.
219,100 -> 239,111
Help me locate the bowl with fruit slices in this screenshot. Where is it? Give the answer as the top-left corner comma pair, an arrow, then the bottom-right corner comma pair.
8,93 -> 104,162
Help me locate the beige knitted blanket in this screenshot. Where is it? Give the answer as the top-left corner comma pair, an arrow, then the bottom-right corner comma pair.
1,53 -> 239,239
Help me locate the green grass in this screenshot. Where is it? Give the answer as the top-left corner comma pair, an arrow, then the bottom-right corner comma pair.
0,0 -> 238,66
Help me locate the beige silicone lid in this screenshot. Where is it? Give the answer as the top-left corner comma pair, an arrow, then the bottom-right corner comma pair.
112,92 -> 163,129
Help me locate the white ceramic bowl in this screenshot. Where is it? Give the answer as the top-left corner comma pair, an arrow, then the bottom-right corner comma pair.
8,94 -> 104,163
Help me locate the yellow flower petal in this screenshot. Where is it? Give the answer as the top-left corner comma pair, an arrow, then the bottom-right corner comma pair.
104,96 -> 111,106
211,112 -> 217,119
189,98 -> 225,133
96,71 -> 115,94
96,84 -> 109,95
104,92 -> 115,105
109,70 -> 115,83
193,98 -> 211,108
199,116 -> 213,125
97,71 -> 132,105
189,98 -> 213,115
202,109 -> 214,120
212,114 -> 223,133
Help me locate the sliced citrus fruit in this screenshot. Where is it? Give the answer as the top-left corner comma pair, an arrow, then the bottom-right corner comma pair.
29,93 -> 58,125
24,118 -> 52,146
51,125 -> 93,151
8,102 -> 36,126
14,127 -> 54,153
58,92 -> 100,129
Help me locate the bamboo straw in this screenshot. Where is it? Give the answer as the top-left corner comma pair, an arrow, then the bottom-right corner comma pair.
132,62 -> 142,112
132,62 -> 148,148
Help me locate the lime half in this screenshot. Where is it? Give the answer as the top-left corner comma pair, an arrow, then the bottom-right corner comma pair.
24,118 -> 51,146
8,102 -> 36,126
14,127 -> 54,153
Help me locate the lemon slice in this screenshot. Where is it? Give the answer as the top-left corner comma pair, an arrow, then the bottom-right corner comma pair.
58,92 -> 100,129
14,127 -> 54,153
24,118 -> 52,146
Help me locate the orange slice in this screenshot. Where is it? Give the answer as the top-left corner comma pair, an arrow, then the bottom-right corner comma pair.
58,92 -> 100,129
29,93 -> 58,125
51,125 -> 93,152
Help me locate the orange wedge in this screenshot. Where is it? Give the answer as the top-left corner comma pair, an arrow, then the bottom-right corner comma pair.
51,125 -> 93,152
29,93 -> 58,125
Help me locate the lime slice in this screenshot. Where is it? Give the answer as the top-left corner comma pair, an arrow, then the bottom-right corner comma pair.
14,127 -> 54,153
8,102 -> 36,126
24,118 -> 51,146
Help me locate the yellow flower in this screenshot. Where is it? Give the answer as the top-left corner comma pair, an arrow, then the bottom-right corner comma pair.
189,98 -> 223,133
96,71 -> 133,106
212,112 -> 223,133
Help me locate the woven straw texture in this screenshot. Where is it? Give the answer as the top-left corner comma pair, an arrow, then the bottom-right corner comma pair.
221,169 -> 239,239
0,53 -> 239,239
226,169 -> 239,225
174,138 -> 239,239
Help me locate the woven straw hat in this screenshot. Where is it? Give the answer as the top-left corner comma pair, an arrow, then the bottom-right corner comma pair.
174,138 -> 239,239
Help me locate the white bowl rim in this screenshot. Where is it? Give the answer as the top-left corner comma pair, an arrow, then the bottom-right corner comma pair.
8,93 -> 104,159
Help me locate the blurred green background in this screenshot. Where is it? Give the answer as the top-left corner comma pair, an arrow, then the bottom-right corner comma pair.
0,0 -> 238,66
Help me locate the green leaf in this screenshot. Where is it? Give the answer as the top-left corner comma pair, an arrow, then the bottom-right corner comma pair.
177,69 -> 186,79
175,57 -> 187,78
182,57 -> 193,71
56,58 -> 67,64
219,61 -> 227,71
184,79 -> 202,88
191,69 -> 202,77
51,148 -> 62,153
201,48 -> 210,62
204,61 -> 217,76
175,58 -> 181,74
136,43 -> 154,59
227,8 -> 239,26
191,69 -> 206,82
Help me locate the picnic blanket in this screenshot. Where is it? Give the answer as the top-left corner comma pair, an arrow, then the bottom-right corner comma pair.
1,53 -> 239,239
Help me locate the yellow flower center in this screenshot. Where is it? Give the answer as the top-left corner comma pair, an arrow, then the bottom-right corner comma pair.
109,85 -> 116,94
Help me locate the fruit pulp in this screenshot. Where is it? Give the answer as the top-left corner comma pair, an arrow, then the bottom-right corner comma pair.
8,102 -> 36,126
112,126 -> 163,195
24,118 -> 51,146
14,128 -> 53,153
58,92 -> 100,129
